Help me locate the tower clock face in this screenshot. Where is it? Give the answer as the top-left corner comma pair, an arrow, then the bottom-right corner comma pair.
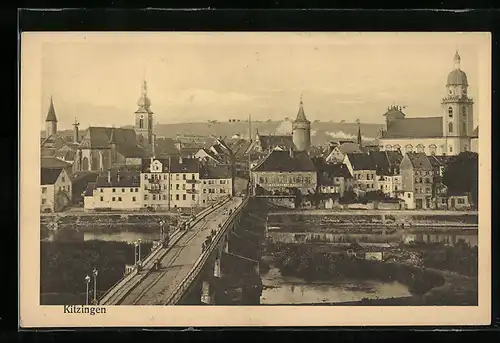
140,115 -> 144,119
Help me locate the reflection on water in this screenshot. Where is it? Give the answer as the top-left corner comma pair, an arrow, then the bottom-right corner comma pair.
83,231 -> 159,243
260,267 -> 411,304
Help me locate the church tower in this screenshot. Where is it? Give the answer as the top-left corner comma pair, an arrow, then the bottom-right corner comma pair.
292,96 -> 311,152
134,79 -> 154,152
45,96 -> 58,138
441,51 -> 474,152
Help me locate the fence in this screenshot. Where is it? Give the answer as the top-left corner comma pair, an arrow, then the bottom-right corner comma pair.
98,195 -> 232,305
164,196 -> 250,305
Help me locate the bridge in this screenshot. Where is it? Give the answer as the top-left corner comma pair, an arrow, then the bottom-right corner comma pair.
99,195 -> 262,306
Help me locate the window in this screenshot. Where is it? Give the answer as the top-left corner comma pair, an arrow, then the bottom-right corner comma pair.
429,144 -> 437,156
100,196 -> 103,201
100,189 -> 103,193
132,197 -> 136,202
144,195 -> 148,200
448,122 -> 453,133
163,195 -> 167,200
442,198 -> 447,204
122,188 -> 125,192
135,188 -> 139,192
448,107 -> 453,118
385,144 -> 392,151
153,195 -> 156,200
118,197 -> 122,201
380,185 -> 383,190
176,184 -> 180,190
417,144 -> 425,153
176,194 -> 180,200
183,174 -> 186,180
394,144 -> 401,151
112,188 -> 116,192
170,195 -> 172,200
395,186 -> 398,191
192,195 -> 196,200
191,174 -> 195,180
407,193 -> 411,198
139,118 -> 144,128
458,198 -> 465,204
112,197 -> 115,201
203,189 -> 207,193
130,188 -> 133,192
62,176 -> 65,182
449,146 -> 453,153
203,200 -> 206,204
405,144 -> 413,153
176,174 -> 179,180
42,187 -> 47,193
183,194 -> 186,200
41,199 -> 46,204
203,180 -> 207,184
259,177 -> 264,183
182,184 -> 186,190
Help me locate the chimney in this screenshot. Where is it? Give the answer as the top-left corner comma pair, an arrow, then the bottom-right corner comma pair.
107,170 -> 111,184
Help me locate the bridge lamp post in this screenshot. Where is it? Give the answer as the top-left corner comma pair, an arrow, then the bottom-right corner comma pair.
138,239 -> 142,263
84,274 -> 90,305
92,268 -> 98,304
134,241 -> 139,265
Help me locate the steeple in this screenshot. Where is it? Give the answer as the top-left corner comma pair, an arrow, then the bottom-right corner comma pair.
136,78 -> 152,113
294,95 -> 309,123
454,50 -> 461,70
357,119 -> 362,147
45,96 -> 58,122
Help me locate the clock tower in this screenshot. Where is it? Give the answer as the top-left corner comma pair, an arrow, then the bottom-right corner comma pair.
441,51 -> 474,152
134,79 -> 154,153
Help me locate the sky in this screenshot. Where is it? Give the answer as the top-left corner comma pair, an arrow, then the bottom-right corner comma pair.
38,32 -> 490,130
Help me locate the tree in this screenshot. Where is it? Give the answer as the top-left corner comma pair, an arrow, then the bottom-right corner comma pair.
442,152 -> 478,206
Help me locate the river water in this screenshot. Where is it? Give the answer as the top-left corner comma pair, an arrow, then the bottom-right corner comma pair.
260,267 -> 411,304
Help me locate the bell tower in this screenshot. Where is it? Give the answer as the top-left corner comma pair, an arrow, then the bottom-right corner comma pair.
441,51 -> 474,152
134,78 -> 154,152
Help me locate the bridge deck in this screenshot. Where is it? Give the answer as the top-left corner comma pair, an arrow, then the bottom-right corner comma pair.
112,197 -> 243,305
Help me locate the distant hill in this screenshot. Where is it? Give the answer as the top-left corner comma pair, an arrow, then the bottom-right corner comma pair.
42,121 -> 384,147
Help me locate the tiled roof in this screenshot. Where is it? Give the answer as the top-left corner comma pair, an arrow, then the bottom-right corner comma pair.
317,163 -> 352,185
154,137 -> 177,156
84,182 -> 96,196
428,155 -> 452,169
228,139 -> 252,158
95,170 -> 141,188
41,156 -> 72,169
141,157 -> 200,174
346,153 -> 377,171
386,151 -> 403,168
382,117 -> 443,139
406,152 -> 433,169
199,165 -> 232,179
81,127 -> 147,158
338,142 -> 362,154
41,167 -> 63,185
252,150 -> 316,172
258,134 -> 295,151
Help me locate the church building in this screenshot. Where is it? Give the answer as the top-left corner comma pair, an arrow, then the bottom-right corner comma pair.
73,80 -> 153,172
378,51 -> 477,156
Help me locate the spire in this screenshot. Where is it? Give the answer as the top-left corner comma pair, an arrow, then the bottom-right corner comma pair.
356,119 -> 362,147
454,50 -> 461,70
45,96 -> 58,122
294,95 -> 309,123
137,77 -> 152,112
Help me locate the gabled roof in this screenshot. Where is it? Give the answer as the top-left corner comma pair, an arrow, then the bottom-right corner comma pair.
41,167 -> 63,185
385,151 -> 403,168
337,142 -> 362,154
257,134 -> 295,151
199,165 -> 232,179
80,127 -> 147,158
428,155 -> 452,169
252,150 -> 316,173
382,117 -> 443,139
95,170 -> 141,188
154,137 -> 177,156
41,156 -> 72,169
345,153 -> 377,171
405,152 -> 432,169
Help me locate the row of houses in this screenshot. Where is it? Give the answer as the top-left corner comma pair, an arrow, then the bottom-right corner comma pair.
250,148 -> 471,210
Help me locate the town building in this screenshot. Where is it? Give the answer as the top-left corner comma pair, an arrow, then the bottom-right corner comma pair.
41,167 -> 73,213
292,97 -> 311,152
379,52 -> 476,156
324,141 -> 363,164
315,162 -> 353,197
371,151 -> 403,198
199,165 -> 233,206
342,153 -> 378,194
400,152 -> 434,209
83,170 -> 141,211
252,132 -> 295,153
251,149 -> 317,196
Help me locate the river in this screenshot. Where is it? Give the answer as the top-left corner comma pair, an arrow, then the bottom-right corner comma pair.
260,267 -> 411,304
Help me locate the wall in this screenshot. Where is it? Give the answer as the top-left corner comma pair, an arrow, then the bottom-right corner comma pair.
470,137 -> 479,153
200,178 -> 232,207
142,172 -> 171,209
41,169 -> 73,212
86,186 -> 141,210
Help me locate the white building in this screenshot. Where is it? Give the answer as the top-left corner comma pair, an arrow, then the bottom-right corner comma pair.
379,51 -> 478,156
199,165 -> 233,206
41,167 -> 73,213
83,170 -> 141,211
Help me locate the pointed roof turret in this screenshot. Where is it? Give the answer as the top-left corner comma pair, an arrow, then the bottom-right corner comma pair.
294,96 -> 310,123
357,119 -> 362,147
45,96 -> 58,122
136,78 -> 152,113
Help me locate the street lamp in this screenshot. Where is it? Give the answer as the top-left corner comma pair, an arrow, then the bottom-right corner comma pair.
138,238 -> 142,263
159,219 -> 165,242
92,268 -> 98,304
84,274 -> 90,305
134,241 -> 139,265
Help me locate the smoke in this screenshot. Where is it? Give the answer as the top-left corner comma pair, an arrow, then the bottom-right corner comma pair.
326,130 -> 376,141
275,120 -> 293,135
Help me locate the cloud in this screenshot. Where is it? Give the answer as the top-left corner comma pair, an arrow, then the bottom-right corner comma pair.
326,130 -> 376,141
275,120 -> 293,135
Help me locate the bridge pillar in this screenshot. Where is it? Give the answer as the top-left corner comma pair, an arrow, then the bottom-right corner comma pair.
224,240 -> 229,253
200,280 -> 214,304
214,255 -> 222,278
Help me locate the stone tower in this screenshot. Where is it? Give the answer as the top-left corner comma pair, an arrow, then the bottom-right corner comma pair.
292,97 -> 311,152
441,51 -> 474,152
134,79 -> 154,152
45,96 -> 58,138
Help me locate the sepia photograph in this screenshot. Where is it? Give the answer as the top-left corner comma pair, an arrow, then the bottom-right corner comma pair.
20,31 -> 491,327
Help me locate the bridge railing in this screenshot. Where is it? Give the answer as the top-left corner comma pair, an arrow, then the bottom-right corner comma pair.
98,195 -> 232,305
164,195 -> 250,305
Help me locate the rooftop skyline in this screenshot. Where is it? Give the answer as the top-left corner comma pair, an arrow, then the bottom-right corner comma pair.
37,32 -> 490,130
